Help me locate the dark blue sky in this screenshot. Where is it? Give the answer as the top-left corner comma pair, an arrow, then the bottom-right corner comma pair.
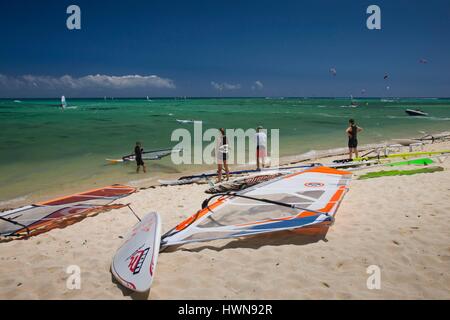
0,0 -> 449,97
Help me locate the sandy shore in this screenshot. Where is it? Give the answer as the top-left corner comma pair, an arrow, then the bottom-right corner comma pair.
1,141 -> 449,300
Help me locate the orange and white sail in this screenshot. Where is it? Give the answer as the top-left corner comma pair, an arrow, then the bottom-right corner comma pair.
0,185 -> 136,238
161,167 -> 351,247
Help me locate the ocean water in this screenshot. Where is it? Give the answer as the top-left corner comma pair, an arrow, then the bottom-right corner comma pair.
1,97 -> 449,204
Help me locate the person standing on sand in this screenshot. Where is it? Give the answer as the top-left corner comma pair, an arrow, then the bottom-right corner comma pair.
255,126 -> 267,170
216,128 -> 230,183
134,142 -> 147,173
346,119 -> 363,160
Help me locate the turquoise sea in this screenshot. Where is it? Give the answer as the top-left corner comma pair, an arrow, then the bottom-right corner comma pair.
1,97 -> 449,205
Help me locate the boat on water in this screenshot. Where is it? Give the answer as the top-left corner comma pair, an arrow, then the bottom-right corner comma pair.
405,109 -> 428,117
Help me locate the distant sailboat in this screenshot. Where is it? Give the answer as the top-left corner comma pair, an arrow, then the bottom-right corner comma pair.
350,94 -> 358,107
61,96 -> 67,109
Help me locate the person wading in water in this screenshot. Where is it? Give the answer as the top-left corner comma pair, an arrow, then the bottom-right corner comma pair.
134,141 -> 147,173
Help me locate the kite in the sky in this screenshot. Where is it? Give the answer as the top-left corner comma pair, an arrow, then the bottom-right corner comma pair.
419,58 -> 428,64
330,68 -> 337,76
384,73 -> 389,80
361,89 -> 366,95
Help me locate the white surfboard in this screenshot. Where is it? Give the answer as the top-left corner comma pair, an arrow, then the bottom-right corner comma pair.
111,212 -> 162,292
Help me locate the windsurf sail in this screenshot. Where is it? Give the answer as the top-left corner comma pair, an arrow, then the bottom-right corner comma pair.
205,172 -> 284,194
417,131 -> 450,142
61,96 -> 67,109
158,164 -> 319,186
111,166 -> 352,293
0,185 -> 136,238
161,167 -> 351,247
107,148 -> 182,164
355,150 -> 450,161
387,158 -> 434,167
139,148 -> 182,160
178,164 -> 319,181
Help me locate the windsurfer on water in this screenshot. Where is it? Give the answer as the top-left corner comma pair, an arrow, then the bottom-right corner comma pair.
135,142 -> 147,173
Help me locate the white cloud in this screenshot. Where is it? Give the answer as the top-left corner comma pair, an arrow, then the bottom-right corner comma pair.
252,80 -> 264,90
211,81 -> 241,91
0,74 -> 176,90
0,75 -> 7,87
0,74 -> 23,88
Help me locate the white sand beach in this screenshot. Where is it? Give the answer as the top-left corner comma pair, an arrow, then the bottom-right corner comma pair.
1,141 -> 449,300
2,0 -> 450,303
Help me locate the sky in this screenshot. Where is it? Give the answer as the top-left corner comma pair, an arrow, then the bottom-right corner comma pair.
0,0 -> 449,98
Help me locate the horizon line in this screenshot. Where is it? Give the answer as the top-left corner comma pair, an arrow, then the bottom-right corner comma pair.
1,96 -> 449,100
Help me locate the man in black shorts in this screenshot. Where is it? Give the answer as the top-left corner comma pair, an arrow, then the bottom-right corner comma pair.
134,142 -> 147,173
346,119 -> 363,160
